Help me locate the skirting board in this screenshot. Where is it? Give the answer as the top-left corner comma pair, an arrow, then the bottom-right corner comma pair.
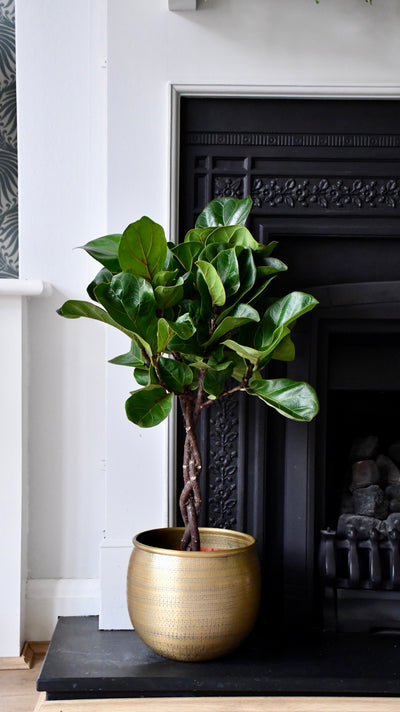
25,579 -> 100,641
34,697 -> 400,712
0,641 -> 48,670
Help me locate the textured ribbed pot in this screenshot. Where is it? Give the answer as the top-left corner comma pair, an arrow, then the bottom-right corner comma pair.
127,527 -> 261,662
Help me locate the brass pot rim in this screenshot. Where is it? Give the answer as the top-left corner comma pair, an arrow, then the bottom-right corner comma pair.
132,526 -> 257,557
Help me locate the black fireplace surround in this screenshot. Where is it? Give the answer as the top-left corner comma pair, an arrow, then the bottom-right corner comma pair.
178,97 -> 400,636
38,98 -> 400,700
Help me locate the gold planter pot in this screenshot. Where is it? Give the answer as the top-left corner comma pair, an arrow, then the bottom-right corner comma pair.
127,527 -> 261,662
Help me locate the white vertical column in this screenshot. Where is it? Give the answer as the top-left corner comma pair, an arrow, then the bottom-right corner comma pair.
0,279 -> 48,656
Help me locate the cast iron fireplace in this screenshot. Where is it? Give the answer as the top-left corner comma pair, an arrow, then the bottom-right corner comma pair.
178,96 -> 400,636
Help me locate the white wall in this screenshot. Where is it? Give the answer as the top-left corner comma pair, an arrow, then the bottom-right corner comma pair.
14,0 -> 400,644
16,0 -> 108,641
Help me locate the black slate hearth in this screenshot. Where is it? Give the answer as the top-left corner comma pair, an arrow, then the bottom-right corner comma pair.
38,616 -> 400,700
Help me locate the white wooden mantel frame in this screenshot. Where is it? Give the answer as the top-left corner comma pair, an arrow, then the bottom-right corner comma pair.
0,279 -> 50,657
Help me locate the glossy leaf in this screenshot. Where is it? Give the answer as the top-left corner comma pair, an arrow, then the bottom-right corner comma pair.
217,248 -> 257,324
172,242 -> 202,271
258,325 -> 291,368
255,291 -> 318,350
95,274 -> 158,353
87,267 -> 113,301
270,334 -> 295,362
157,318 -> 170,353
118,216 -> 167,282
195,196 -> 252,228
256,257 -> 287,278
154,278 -> 184,310
204,363 -> 233,398
157,315 -> 196,353
247,378 -> 319,422
227,225 -> 263,251
184,226 -> 215,244
81,234 -> 122,272
158,356 -> 193,393
212,248 -> 240,297
153,269 -> 179,287
134,366 -> 154,387
222,339 -> 264,366
205,304 -> 260,346
57,300 -> 138,341
109,340 -> 145,367
125,385 -> 173,428
196,260 -> 226,306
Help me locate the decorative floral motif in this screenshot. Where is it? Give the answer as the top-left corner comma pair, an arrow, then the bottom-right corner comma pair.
207,396 -> 239,529
0,0 -> 17,277
213,176 -> 244,200
252,177 -> 400,210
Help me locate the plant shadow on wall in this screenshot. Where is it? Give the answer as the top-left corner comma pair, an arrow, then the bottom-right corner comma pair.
58,196 -> 319,662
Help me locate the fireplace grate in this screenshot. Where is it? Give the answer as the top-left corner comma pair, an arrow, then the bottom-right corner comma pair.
319,527 -> 400,632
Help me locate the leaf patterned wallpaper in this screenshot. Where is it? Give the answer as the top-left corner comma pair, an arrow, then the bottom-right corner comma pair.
0,0 -> 17,278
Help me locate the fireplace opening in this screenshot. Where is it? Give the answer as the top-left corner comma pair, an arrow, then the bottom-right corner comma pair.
325,330 -> 400,531
178,96 -> 400,636
316,308 -> 400,632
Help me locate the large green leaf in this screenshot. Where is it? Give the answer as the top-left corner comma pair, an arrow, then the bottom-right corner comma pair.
195,196 -> 252,228
246,378 -> 319,422
109,339 -> 145,367
157,314 -> 196,352
158,357 -> 193,393
222,339 -> 264,366
212,248 -> 240,297
153,269 -> 179,287
172,242 -> 202,271
205,304 -> 260,346
216,248 -> 257,324
255,291 -> 318,350
125,385 -> 173,428
95,274 -> 158,353
203,363 -> 233,398
81,234 -> 122,272
184,226 -> 216,244
196,260 -> 226,306
118,216 -> 167,282
154,278 -> 184,310
58,299 -> 139,341
227,225 -> 263,251
256,257 -> 287,278
258,325 -> 291,368
87,267 -> 113,301
134,366 -> 158,387
270,334 -> 295,362
167,333 -> 204,358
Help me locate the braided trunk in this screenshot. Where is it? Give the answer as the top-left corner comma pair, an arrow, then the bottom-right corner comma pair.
178,393 -> 203,551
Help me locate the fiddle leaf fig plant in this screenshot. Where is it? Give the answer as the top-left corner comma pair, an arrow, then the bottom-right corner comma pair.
58,196 -> 319,551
